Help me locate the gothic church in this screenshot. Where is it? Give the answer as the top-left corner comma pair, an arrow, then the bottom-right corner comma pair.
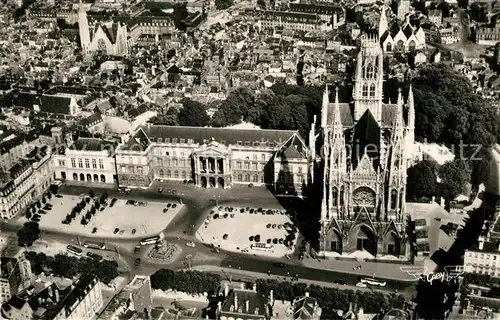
310,35 -> 415,259
78,1 -> 130,57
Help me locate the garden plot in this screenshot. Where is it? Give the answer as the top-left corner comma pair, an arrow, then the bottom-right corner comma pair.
196,205 -> 298,258
18,193 -> 183,238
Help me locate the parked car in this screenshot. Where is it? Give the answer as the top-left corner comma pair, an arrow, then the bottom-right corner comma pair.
126,200 -> 137,205
134,258 -> 141,266
131,229 -> 136,234
172,204 -> 177,208
113,228 -> 119,234
334,279 -> 346,285
92,227 -> 97,234
356,282 -> 367,288
157,187 -> 163,193
119,230 -> 124,235
86,252 -> 103,261
134,245 -> 141,254
186,242 -> 196,248
273,262 -> 285,268
110,198 -> 117,207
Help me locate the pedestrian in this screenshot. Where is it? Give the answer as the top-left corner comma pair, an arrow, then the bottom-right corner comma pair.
267,270 -> 271,276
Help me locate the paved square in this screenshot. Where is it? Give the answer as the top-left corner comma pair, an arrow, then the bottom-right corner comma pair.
19,195 -> 184,238
196,205 -> 297,258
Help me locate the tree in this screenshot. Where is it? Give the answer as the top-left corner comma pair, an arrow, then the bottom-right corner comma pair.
257,0 -> 266,8
148,108 -> 179,126
85,212 -> 92,220
17,222 -> 40,247
406,160 -> 439,200
439,159 -> 470,201
215,0 -> 233,10
46,192 -> 52,200
96,260 -> 119,284
25,210 -> 32,220
178,99 -> 209,127
89,190 -> 95,198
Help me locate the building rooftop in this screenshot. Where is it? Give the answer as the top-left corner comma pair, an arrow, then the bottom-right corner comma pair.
68,137 -> 116,153
221,288 -> 267,319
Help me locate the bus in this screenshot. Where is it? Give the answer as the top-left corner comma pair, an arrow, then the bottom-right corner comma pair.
360,277 -> 387,287
250,243 -> 274,251
83,241 -> 106,250
140,235 -> 161,246
66,245 -> 83,256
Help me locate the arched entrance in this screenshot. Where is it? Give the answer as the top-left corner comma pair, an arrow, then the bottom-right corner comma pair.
93,174 -> 98,182
200,176 -> 207,188
385,232 -> 400,256
73,173 -> 78,180
86,174 -> 92,182
79,173 -> 85,181
209,177 -> 216,188
218,177 -> 224,188
355,225 -> 376,256
328,230 -> 342,254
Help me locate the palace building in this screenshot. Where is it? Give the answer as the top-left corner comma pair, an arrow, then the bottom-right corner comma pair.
311,34 -> 415,259
115,125 -> 310,197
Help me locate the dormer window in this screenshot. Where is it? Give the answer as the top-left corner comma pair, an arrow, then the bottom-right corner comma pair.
187,139 -> 194,144
165,138 -> 171,143
237,141 -> 242,146
180,138 -> 185,143
245,141 -> 250,146
166,152 -> 169,156
172,138 -> 178,143
253,141 -> 259,146
157,138 -> 163,142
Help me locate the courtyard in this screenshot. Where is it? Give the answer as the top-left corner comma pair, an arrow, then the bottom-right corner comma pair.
18,194 -> 184,238
196,205 -> 298,258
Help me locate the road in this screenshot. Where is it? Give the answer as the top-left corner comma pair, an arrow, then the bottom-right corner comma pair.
1,182 -> 417,294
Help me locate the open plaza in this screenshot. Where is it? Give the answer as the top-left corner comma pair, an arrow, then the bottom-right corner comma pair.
17,194 -> 184,238
196,204 -> 298,258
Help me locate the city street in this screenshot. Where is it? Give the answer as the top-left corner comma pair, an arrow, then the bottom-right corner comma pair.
0,179 -> 418,294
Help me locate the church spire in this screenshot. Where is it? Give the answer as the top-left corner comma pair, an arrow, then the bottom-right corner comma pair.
321,84 -> 329,128
407,84 -> 415,131
379,6 -> 388,39
78,0 -> 91,57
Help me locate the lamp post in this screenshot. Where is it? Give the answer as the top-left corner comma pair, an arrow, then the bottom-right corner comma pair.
179,192 -> 184,205
213,194 -> 221,207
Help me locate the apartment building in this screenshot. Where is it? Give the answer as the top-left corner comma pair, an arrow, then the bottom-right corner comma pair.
464,248 -> 500,277
0,256 -> 32,304
115,125 -> 309,197
259,11 -> 321,31
1,275 -> 103,320
0,159 -> 34,220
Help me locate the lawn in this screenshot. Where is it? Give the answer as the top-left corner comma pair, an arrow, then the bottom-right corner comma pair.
196,205 -> 298,258
19,194 -> 184,238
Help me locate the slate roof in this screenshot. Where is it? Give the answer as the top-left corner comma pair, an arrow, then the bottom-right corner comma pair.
277,135 -> 307,160
69,137 -> 116,152
39,95 -> 72,115
13,91 -> 39,109
293,296 -> 319,319
352,110 -> 380,168
221,289 -> 267,318
76,113 -> 102,128
120,125 -> 299,152
326,102 -> 400,128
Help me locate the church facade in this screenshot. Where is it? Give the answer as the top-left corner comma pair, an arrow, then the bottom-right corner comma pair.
311,35 -> 415,259
78,1 -> 131,57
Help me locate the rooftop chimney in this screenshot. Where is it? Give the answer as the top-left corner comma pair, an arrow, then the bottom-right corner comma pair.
245,300 -> 250,313
234,293 -> 238,310
305,292 -> 309,297
55,289 -> 59,303
252,283 -> 257,292
224,283 -> 229,297
269,290 -> 274,306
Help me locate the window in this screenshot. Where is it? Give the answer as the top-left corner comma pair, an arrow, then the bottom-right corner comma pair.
120,166 -> 126,173
244,174 -> 250,182
182,171 -> 187,179
237,174 -> 242,181
138,167 -> 143,175
78,158 -> 83,168
261,154 -> 266,161
174,170 -> 179,178
99,159 -> 104,169
85,158 -> 90,168
298,166 -> 302,174
129,166 -> 135,174
237,162 -> 242,169
92,159 -> 97,169
386,42 -> 392,52
370,84 -> 376,98
166,170 -> 171,177
253,154 -> 257,160
244,162 -> 250,170
173,159 -> 178,166
58,160 -> 66,166
253,175 -> 258,182
166,151 -> 169,156
181,159 -> 186,167
362,84 -> 368,97
128,157 -> 133,164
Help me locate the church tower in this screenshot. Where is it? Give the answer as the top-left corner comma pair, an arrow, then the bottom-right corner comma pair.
353,35 -> 384,122
378,6 -> 388,39
78,0 -> 91,56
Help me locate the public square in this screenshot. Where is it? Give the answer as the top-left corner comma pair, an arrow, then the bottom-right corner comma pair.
196,204 -> 297,258
17,194 -> 184,238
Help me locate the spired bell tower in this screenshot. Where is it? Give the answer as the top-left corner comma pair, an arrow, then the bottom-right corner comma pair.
78,0 -> 91,57
352,34 -> 384,122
